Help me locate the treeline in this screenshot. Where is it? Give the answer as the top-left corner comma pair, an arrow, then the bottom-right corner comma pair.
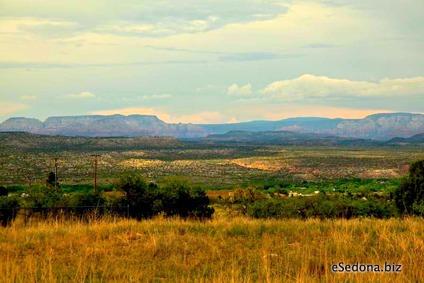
1,160 -> 423,226
225,160 -> 424,219
0,174 -> 214,226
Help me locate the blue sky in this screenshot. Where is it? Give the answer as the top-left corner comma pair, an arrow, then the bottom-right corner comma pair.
0,0 -> 423,123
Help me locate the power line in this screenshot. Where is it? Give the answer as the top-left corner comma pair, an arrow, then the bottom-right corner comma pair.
91,154 -> 101,193
54,157 -> 59,190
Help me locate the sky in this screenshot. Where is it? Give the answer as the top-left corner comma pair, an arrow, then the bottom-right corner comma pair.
0,0 -> 423,124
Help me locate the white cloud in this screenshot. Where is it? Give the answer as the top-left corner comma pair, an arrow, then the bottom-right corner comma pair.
67,91 -> 96,99
227,83 -> 253,96
262,74 -> 424,100
143,94 -> 172,100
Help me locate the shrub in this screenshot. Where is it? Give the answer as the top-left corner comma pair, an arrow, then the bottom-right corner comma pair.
394,160 -> 424,215
67,192 -> 107,218
24,186 -> 66,209
68,192 -> 106,207
118,173 -> 157,219
412,201 -> 424,216
158,184 -> 214,219
187,187 -> 214,219
0,186 -> 7,196
247,195 -> 397,219
22,186 -> 67,218
0,196 -> 20,226
118,173 -> 214,220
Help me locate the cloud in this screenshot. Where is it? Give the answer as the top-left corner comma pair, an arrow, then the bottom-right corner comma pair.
91,107 -> 171,121
262,74 -> 424,100
176,111 -> 231,124
143,94 -> 172,100
90,104 -> 395,124
0,102 -> 28,116
227,83 -> 253,96
218,52 -> 280,62
67,91 -> 96,99
227,103 -> 393,121
0,60 -> 209,69
20,95 -> 37,101
91,107 -> 232,124
96,16 -> 221,37
145,46 -> 285,62
302,43 -> 338,49
0,0 -> 286,38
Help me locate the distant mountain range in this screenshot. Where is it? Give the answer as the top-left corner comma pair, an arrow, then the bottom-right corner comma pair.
1,112 -> 424,141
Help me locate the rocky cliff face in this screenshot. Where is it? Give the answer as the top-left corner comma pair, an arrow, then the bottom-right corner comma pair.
0,117 -> 43,132
332,113 -> 424,140
1,113 -> 423,140
0,115 -> 206,138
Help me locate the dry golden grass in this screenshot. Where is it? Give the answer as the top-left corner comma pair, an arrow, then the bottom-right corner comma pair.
0,216 -> 423,282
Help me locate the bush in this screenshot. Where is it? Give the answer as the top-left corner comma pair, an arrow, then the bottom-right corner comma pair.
158,184 -> 214,219
118,173 -> 158,219
394,160 -> 424,215
0,196 -> 20,226
24,186 -> 67,209
68,192 -> 106,207
0,186 -> 8,196
67,192 -> 107,218
412,201 -> 424,216
118,173 -> 214,220
247,195 -> 397,219
22,186 -> 68,218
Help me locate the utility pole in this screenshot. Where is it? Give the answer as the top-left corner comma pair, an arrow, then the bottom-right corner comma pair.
54,157 -> 59,190
91,154 -> 101,193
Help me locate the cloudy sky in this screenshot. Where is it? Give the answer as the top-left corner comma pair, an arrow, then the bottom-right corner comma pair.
0,0 -> 423,123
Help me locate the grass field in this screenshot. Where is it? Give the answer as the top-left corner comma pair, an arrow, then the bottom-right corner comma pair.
1,141 -> 423,282
2,146 -> 424,188
0,216 -> 423,282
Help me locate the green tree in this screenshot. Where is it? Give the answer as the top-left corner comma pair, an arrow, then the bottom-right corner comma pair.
394,160 -> 424,214
158,183 -> 214,219
118,173 -> 157,219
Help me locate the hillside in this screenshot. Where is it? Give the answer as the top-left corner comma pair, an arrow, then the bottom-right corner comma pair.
204,130 -> 377,146
387,133 -> 424,145
0,132 -> 182,152
1,112 -> 424,140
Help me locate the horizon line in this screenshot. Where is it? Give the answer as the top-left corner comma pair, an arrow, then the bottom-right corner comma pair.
1,111 -> 423,125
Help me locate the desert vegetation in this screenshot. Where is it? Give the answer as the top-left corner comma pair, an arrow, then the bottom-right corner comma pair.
1,160 -> 423,227
0,217 -> 423,282
1,137 -> 423,282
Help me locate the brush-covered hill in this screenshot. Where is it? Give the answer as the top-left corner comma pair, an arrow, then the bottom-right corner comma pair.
203,130 -> 377,146
0,132 -> 182,152
386,133 -> 424,145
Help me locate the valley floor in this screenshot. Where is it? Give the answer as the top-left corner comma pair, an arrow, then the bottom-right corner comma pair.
0,216 -> 423,282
